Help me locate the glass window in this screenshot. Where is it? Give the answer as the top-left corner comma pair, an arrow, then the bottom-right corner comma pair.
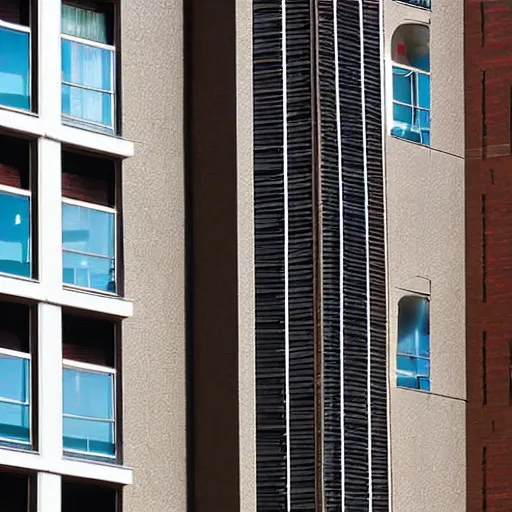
394,0 -> 431,9
391,24 -> 430,146
0,301 -> 31,447
62,203 -> 115,293
0,25 -> 30,111
62,479 -> 118,512
0,471 -> 32,512
0,354 -> 30,444
0,190 -> 30,278
63,367 -> 115,458
61,4 -> 115,134
397,296 -> 430,391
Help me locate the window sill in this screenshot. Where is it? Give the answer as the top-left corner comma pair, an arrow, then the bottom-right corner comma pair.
0,108 -> 134,158
0,274 -> 133,319
390,133 -> 430,149
53,124 -> 134,159
0,446 -> 133,485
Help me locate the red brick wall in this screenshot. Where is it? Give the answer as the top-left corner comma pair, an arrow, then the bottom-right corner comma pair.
466,1 -> 512,510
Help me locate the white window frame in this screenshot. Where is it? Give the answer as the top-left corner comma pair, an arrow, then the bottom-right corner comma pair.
62,360 -> 117,461
391,62 -> 431,145
0,2 -> 134,506
0,19 -> 32,114
0,348 -> 32,447
0,183 -> 33,281
61,197 -> 118,296
60,33 -> 116,134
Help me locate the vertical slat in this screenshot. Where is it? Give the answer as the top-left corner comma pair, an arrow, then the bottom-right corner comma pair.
286,0 -> 316,510
254,0 -> 287,508
338,1 -> 370,509
317,0 -> 342,509
362,1 -> 389,510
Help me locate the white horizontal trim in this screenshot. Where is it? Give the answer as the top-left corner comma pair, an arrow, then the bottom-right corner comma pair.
0,108 -> 43,136
0,437 -> 30,446
49,124 -> 134,158
392,63 -> 430,76
62,33 -> 115,52
0,275 -> 133,319
0,109 -> 133,159
63,413 -> 115,423
63,248 -> 113,260
0,19 -> 30,33
62,197 -> 116,214
62,80 -> 114,96
0,184 -> 31,197
63,359 -> 115,374
0,447 -> 133,485
0,347 -> 30,359
58,287 -> 133,318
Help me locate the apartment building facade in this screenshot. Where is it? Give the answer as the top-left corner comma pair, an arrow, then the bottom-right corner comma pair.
0,0 -> 509,511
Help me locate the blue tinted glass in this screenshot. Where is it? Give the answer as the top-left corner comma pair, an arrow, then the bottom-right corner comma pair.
62,251 -> 115,292
0,402 -> 29,443
0,355 -> 29,403
419,377 -> 431,392
62,39 -> 112,91
62,84 -> 113,128
62,204 -> 114,257
416,357 -> 430,377
398,298 -> 430,357
62,5 -> 108,44
398,0 -> 431,9
0,192 -> 30,278
392,67 -> 413,105
63,368 -> 113,420
393,103 -> 413,126
0,27 -> 30,111
417,73 -> 430,109
63,417 -> 114,457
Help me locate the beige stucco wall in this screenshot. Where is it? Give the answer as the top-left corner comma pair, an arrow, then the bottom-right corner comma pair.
121,0 -> 186,511
384,1 -> 466,511
236,0 -> 257,511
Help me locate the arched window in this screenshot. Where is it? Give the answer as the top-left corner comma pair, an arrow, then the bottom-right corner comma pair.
397,296 -> 430,391
391,24 -> 430,145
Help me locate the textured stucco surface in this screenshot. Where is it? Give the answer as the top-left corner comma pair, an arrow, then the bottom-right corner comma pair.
236,0 -> 257,511
385,1 -> 466,510
390,388 -> 466,512
120,0 -> 186,511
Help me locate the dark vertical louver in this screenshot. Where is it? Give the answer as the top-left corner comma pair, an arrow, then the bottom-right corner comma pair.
253,0 -> 387,510
362,1 -> 389,509
338,1 -> 369,510
253,0 -> 287,509
317,0 -> 342,510
286,0 -> 316,510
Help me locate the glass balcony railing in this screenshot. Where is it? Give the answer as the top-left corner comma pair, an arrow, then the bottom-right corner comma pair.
0,24 -> 30,111
62,201 -> 116,293
63,366 -> 115,458
0,190 -> 31,278
0,353 -> 30,445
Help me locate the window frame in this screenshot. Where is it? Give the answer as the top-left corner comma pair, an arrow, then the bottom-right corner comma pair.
396,296 -> 430,391
392,0 -> 431,10
61,196 -> 118,295
62,359 -> 117,461
0,348 -> 32,447
391,62 -> 431,146
0,183 -> 33,281
60,32 -> 116,134
0,13 -> 33,114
